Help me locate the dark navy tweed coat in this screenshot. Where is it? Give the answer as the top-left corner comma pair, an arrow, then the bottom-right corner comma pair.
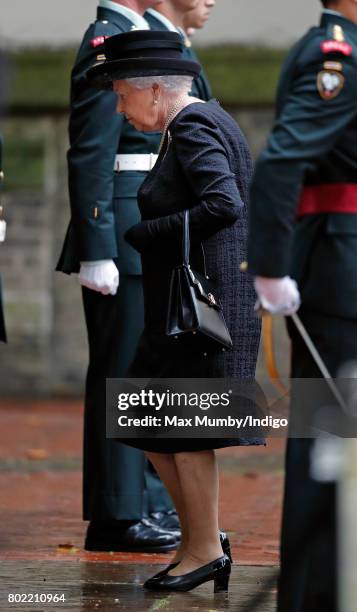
124,99 -> 262,451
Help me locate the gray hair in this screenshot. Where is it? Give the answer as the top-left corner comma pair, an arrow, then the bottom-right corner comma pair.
127,75 -> 194,94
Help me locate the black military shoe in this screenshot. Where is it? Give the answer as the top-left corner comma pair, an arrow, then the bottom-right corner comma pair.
149,510 -> 181,541
84,519 -> 177,553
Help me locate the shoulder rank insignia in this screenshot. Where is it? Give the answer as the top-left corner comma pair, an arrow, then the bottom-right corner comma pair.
90,35 -> 108,48
323,61 -> 343,72
321,40 -> 352,56
317,70 -> 345,100
333,24 -> 345,42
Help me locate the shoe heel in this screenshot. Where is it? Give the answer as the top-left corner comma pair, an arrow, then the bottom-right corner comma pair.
214,570 -> 230,593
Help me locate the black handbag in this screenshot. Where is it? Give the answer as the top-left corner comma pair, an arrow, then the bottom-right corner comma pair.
166,210 -> 233,352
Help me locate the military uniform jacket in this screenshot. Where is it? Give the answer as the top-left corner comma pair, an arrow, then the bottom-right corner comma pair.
145,11 -> 212,101
57,6 -> 212,276
56,6 -> 162,275
248,13 -> 357,319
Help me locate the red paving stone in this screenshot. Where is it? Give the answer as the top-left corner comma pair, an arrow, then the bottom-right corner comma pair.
0,400 -> 284,567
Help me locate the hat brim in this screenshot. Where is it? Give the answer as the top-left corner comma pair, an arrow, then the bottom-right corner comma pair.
87,57 -> 201,89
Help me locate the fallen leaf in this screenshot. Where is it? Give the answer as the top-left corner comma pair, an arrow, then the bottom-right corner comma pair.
57,543 -> 80,554
26,448 -> 49,460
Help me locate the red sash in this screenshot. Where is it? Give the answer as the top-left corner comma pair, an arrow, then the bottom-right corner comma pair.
298,183 -> 357,217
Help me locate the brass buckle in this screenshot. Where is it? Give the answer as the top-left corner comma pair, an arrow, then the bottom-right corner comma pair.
207,293 -> 217,306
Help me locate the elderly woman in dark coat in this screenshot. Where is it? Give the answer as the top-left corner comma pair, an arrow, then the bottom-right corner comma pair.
88,31 -> 262,593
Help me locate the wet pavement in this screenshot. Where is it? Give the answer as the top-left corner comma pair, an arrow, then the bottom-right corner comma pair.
0,400 -> 284,610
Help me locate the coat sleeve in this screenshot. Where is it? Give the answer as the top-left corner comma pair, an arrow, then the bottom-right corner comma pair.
247,53 -> 357,277
67,23 -> 124,262
125,112 -> 244,252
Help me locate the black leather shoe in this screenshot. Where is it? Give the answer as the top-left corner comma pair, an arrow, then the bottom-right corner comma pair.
84,519 -> 177,553
144,531 -> 232,586
143,562 -> 179,585
150,510 -> 180,530
149,511 -> 181,541
144,554 -> 231,592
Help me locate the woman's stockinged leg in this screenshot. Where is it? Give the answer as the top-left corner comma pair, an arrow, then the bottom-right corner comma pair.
169,449 -> 223,576
145,451 -> 189,563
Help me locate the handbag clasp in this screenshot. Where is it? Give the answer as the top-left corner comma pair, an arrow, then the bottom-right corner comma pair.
207,293 -> 217,306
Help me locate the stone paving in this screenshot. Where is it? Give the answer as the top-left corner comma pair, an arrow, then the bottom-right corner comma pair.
0,400 -> 284,610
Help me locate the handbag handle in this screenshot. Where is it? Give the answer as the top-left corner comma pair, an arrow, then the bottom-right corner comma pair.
182,210 -> 190,266
182,210 -> 208,278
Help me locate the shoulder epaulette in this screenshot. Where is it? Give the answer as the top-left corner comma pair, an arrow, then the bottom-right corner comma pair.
321,22 -> 353,57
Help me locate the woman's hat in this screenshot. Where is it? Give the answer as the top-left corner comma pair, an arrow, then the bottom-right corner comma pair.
87,30 -> 201,88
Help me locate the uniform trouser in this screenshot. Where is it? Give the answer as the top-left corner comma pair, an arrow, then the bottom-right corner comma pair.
278,311 -> 357,612
81,275 -> 173,521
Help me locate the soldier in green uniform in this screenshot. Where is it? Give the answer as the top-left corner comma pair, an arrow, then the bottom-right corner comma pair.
56,0 -> 212,552
247,1 -> 357,610
145,0 -> 212,101
0,137 -> 6,343
57,0 -> 177,554
184,0 -> 216,38
142,0 -> 213,533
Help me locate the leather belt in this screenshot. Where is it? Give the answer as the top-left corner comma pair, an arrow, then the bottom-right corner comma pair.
298,183 -> 357,217
114,154 -> 158,172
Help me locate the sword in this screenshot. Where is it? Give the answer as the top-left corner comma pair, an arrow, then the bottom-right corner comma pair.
290,312 -> 348,412
257,303 -> 348,413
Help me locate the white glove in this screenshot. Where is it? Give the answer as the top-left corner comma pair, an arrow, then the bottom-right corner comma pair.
254,276 -> 301,316
79,259 -> 119,296
0,220 -> 6,242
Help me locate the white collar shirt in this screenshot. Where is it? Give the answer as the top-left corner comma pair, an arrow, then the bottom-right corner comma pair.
323,9 -> 344,18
